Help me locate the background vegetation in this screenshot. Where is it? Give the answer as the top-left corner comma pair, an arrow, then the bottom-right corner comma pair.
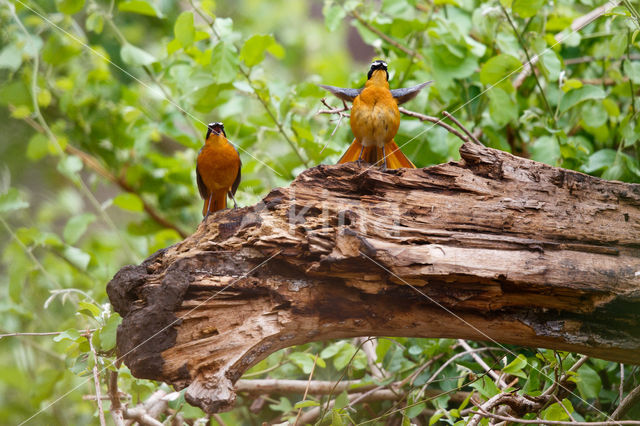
1,0 -> 639,424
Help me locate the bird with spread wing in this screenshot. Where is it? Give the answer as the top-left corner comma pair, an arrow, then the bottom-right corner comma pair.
320,60 -> 432,169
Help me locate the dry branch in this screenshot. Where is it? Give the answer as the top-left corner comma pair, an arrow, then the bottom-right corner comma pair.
107,142 -> 640,414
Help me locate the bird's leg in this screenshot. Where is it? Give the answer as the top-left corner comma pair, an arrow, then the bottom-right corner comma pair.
228,191 -> 238,209
356,143 -> 365,165
381,144 -> 388,170
205,194 -> 214,217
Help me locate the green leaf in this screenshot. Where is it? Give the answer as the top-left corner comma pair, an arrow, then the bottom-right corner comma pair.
77,301 -> 101,318
512,0 -> 544,18
118,0 -> 162,17
323,4 -> 346,31
488,88 -> 518,128
86,13 -> 104,34
0,44 -> 22,71
56,0 -> 85,15
268,396 -> 292,413
608,32 -> 627,59
0,188 -> 29,213
581,149 -> 617,174
429,411 -> 445,425
64,246 -> 91,270
293,400 -> 320,409
469,375 -> 500,399
53,328 -> 82,342
479,54 -> 521,90
540,50 -> 562,81
405,401 -> 426,418
97,313 -> 121,351
627,61 -> 640,85
289,352 -> 315,374
113,193 -> 144,212
541,399 -> 573,421
211,42 -> 239,83
576,364 -> 602,399
57,155 -> 83,182
502,354 -> 528,378
530,136 -> 561,166
333,343 -> 358,370
558,86 -> 606,114
120,43 -> 157,67
332,409 -> 344,426
63,213 -> 96,245
320,341 -> 344,359
174,12 -> 195,48
334,391 -> 349,410
240,34 -> 284,67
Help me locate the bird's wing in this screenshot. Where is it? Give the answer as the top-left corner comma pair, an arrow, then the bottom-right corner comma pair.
231,155 -> 242,196
196,165 -> 209,200
318,84 -> 362,102
390,81 -> 433,105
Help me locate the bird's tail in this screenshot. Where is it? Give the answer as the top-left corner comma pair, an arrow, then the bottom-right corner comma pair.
384,140 -> 416,169
337,139 -> 415,169
203,189 -> 227,216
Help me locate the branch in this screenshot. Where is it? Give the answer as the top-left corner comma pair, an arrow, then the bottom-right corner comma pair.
397,107 -> 470,144
108,142 -> 640,413
65,145 -> 189,239
88,334 -> 107,426
442,111 -> 483,145
108,363 -> 125,426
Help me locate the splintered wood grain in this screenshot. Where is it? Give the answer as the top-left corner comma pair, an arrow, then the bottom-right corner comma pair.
107,142 -> 640,414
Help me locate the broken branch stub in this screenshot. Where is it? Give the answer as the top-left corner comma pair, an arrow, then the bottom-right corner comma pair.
107,142 -> 640,413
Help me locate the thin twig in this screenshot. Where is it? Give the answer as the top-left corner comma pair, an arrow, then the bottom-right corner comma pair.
238,67 -> 309,167
443,112 -> 483,145
612,383 -> 640,420
419,347 -> 506,398
0,218 -> 63,289
457,340 -> 506,388
293,353 -> 319,425
88,333 -> 107,426
500,4 -> 554,122
620,364 -> 625,406
542,355 -> 589,397
553,394 -> 577,422
317,98 -> 351,151
108,361 -> 125,426
397,107 -> 469,143
8,103 -> 188,238
473,405 -> 640,425
350,10 -> 424,60
0,330 -> 94,339
64,145 -> 188,238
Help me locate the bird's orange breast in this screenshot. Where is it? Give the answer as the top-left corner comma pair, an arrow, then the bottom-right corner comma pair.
350,86 -> 400,148
197,137 -> 240,191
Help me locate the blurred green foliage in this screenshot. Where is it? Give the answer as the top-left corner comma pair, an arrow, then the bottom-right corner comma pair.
1,0 -> 639,424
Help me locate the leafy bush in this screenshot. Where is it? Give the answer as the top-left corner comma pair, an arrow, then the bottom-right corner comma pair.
1,0 -> 639,424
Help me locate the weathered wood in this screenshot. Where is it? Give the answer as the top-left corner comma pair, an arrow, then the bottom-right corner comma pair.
107,142 -> 640,414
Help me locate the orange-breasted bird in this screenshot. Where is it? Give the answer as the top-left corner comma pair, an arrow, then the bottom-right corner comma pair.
196,122 -> 241,217
320,60 -> 432,169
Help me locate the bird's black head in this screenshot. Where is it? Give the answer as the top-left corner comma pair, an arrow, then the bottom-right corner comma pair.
206,122 -> 226,139
367,60 -> 389,81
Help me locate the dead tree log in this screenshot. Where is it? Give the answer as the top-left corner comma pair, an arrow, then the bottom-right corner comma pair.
107,142 -> 640,413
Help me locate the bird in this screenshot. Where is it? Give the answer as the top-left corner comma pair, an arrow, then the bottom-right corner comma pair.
319,60 -> 432,169
196,122 -> 241,217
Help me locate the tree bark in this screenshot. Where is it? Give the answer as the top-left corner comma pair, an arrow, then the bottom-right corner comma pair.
107,142 -> 640,414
